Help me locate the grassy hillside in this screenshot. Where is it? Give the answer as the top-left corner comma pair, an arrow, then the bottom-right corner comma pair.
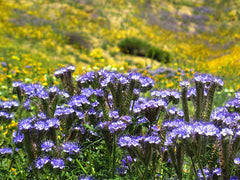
0,0 -> 240,90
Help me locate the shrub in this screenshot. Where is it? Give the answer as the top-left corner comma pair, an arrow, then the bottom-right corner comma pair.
146,46 -> 170,63
65,32 -> 91,50
118,37 -> 151,56
118,37 -> 171,63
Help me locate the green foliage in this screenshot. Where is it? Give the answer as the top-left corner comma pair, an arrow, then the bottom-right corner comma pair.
118,37 -> 151,56
118,37 -> 171,63
146,46 -> 171,63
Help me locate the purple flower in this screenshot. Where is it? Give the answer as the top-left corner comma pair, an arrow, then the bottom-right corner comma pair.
213,77 -> 224,88
69,95 -> 90,109
168,107 -> 178,115
19,118 -> 33,131
54,68 -> 67,78
67,65 -> 75,73
180,81 -> 190,88
47,118 -> 60,129
127,72 -> 142,82
35,157 -> 50,169
120,116 -> 132,125
78,175 -> 95,180
151,90 -> 170,99
49,86 -> 59,98
1,62 -> 8,67
23,99 -> 31,111
235,92 -> 240,99
144,136 -> 161,145
98,121 -> 109,129
62,142 -> 80,155
109,111 -> 119,119
41,141 -> 55,152
197,168 -> 210,179
59,91 -> 70,99
193,122 -> 219,137
139,76 -> 154,91
234,157 -> 240,165
136,116 -> 148,125
0,148 -> 13,155
162,119 -> 185,131
152,125 -> 160,132
212,168 -> 221,176
51,159 -> 65,169
220,128 -> 234,136
77,72 -> 95,85
88,108 -> 96,116
118,136 -> 140,148
49,86 -> 59,94
54,107 -> 75,119
38,112 -> 47,119
37,90 -> 49,100
0,111 -> 10,120
1,101 -> 19,111
13,132 -> 24,144
230,176 -> 239,180
169,124 -> 194,140
81,88 -> 95,97
76,111 -> 84,120
34,121 -> 48,131
108,120 -> 127,133
94,89 -> 104,97
194,73 -> 212,84
12,81 -> 23,88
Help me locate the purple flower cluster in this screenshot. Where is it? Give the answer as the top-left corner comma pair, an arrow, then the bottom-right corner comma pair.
0,111 -> 12,121
62,142 -> 80,155
108,120 -> 127,133
151,90 -> 180,103
0,100 -> 19,111
41,141 -> 55,152
211,107 -> 240,129
165,122 -> 219,146
225,92 -> 240,112
118,135 -> 161,148
118,155 -> 135,175
0,148 -> 13,155
19,117 -> 60,132
35,157 -> 65,170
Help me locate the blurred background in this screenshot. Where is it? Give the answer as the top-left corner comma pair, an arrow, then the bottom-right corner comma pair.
0,0 -> 240,99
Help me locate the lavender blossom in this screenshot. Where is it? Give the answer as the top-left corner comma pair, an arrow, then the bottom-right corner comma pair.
118,136 -> 140,148
62,142 -> 80,155
51,159 -> 65,169
41,141 -> 55,152
35,157 -> 50,169
0,148 -> 13,155
108,120 -> 127,133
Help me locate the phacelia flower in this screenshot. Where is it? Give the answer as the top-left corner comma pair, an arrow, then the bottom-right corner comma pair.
118,136 -> 140,148
108,120 -> 127,133
35,157 -> 50,169
41,141 -> 55,152
51,159 -> 65,169
0,148 -> 13,155
62,142 -> 80,155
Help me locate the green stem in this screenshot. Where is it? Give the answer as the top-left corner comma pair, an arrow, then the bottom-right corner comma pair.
181,87 -> 190,123
111,134 -> 117,179
195,82 -> 204,121
190,156 -> 198,179
76,159 -> 87,174
204,83 -> 216,121
142,146 -> 152,180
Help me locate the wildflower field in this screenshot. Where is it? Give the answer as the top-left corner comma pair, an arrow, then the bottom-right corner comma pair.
0,0 -> 240,179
